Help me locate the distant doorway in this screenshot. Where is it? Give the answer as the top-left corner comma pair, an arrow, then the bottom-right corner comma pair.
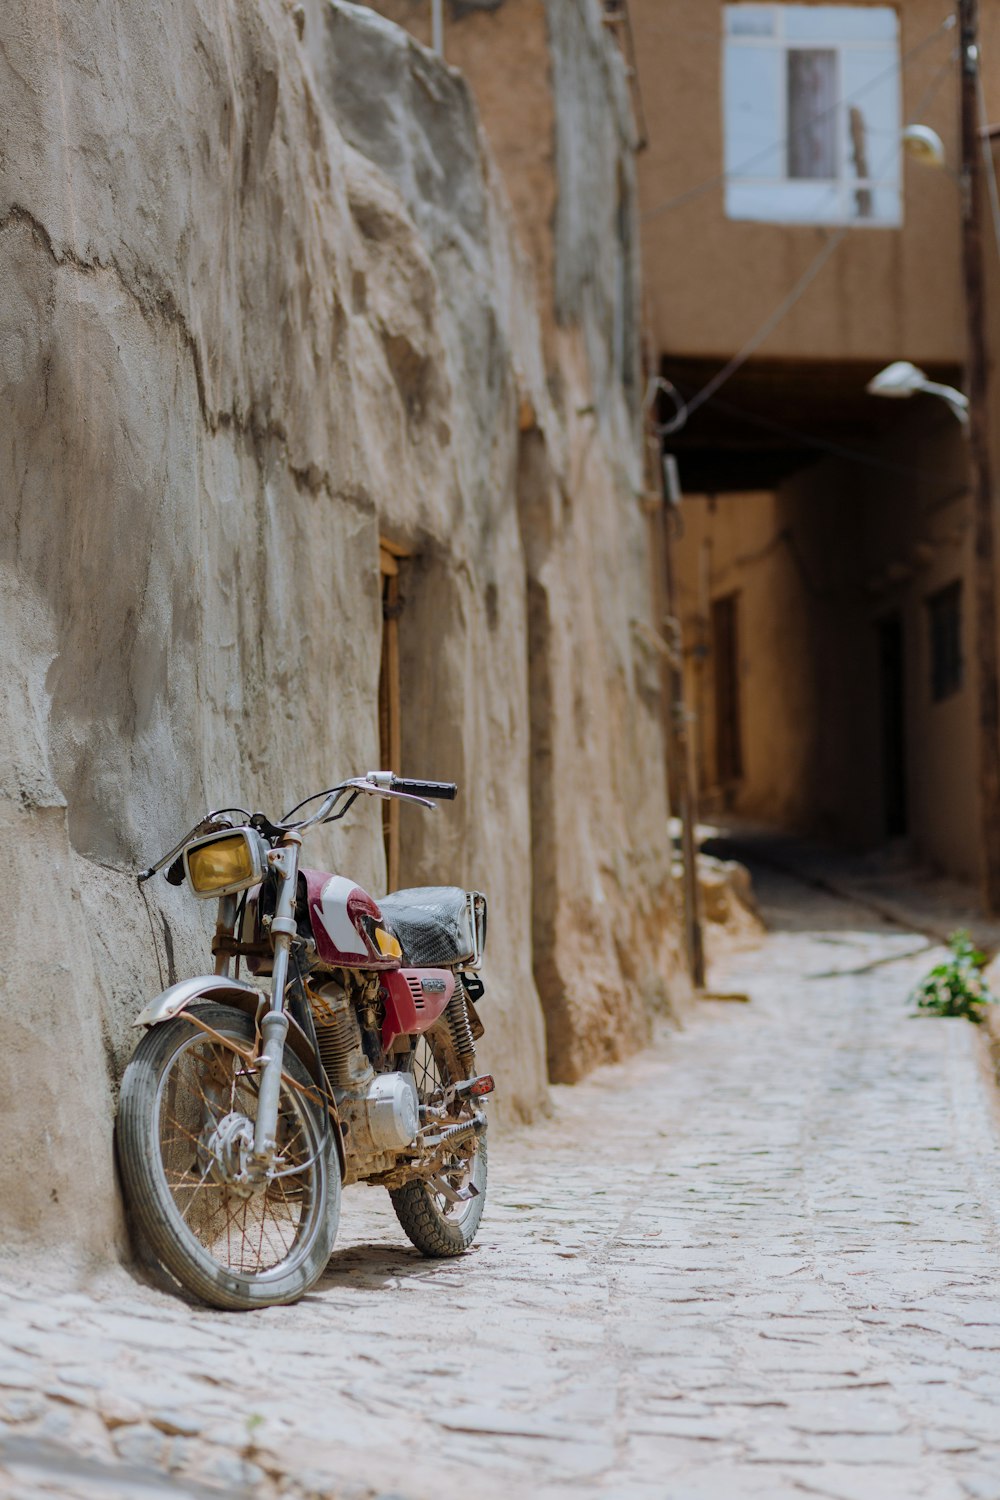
877,612 -> 907,838
712,592 -> 743,789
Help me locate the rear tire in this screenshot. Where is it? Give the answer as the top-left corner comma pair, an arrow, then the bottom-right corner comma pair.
388,1032 -> 487,1256
117,1003 -> 340,1310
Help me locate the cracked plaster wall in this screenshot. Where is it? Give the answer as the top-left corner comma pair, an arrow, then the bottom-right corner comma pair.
0,0 -> 681,1260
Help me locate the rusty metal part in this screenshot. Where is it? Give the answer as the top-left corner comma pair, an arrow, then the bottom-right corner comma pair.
210,936 -> 272,961
371,1109 -> 487,1190
164,1008 -> 346,1177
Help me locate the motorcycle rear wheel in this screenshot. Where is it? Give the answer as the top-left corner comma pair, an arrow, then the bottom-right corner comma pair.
388,1032 -> 487,1257
117,1003 -> 339,1310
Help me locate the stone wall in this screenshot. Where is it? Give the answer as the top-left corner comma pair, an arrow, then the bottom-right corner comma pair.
0,0 -> 683,1260
362,0 -> 682,1079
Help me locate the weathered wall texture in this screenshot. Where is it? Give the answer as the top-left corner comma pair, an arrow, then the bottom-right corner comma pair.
362,0 -> 675,1082
1,0 -> 681,1257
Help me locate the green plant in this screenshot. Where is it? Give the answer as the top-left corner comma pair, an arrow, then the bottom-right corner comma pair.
911,930 -> 995,1023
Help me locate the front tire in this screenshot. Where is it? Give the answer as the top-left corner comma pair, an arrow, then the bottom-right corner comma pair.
388,1032 -> 487,1256
117,1003 -> 339,1310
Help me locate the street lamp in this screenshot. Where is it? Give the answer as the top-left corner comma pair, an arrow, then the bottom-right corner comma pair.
866,360 -> 970,425
901,123 -> 948,170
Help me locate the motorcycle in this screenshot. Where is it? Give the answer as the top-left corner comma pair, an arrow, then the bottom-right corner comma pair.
117,771 -> 492,1310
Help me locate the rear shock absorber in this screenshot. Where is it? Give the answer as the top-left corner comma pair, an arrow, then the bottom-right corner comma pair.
445,978 -> 476,1076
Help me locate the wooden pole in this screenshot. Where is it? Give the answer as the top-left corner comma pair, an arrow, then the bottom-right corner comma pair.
660,464 -> 706,991
379,544 -> 404,893
959,0 -> 1000,913
642,364 -> 706,989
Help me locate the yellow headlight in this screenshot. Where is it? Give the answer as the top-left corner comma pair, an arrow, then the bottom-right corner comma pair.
186,833 -> 258,897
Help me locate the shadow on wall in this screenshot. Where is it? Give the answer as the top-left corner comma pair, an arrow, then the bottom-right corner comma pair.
517,428 -> 562,1075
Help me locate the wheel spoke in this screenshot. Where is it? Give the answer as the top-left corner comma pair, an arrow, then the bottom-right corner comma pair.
162,1114 -> 205,1153
154,1019 -> 322,1279
176,1162 -> 216,1224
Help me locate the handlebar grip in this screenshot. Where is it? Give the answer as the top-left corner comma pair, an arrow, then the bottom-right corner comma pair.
392,777 -> 458,801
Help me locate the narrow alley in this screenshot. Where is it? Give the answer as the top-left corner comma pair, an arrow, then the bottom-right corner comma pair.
4,858 -> 1000,1500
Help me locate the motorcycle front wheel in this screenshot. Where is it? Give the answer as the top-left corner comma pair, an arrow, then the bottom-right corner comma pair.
117,1002 -> 340,1310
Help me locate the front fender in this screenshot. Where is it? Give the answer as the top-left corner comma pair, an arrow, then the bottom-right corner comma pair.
132,975 -> 346,1180
134,975 -> 265,1028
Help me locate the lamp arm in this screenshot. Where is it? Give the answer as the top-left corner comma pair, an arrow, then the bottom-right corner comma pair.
917,379 -> 971,424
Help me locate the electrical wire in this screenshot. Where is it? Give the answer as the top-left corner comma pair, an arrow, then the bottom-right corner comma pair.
658,227 -> 849,435
138,880 -> 166,992
655,382 -> 972,518
909,45 -> 960,124
696,392 -> 961,486
643,12 -> 957,224
661,388 -> 972,524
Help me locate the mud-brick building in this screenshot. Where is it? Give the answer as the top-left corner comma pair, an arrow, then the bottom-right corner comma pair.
631,0 -> 1000,885
0,0 -> 683,1260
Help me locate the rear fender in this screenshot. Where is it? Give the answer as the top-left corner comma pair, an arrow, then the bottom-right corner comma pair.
134,976 -> 346,1179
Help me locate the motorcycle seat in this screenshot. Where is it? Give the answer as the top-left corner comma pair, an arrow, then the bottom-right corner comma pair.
378,886 -> 482,968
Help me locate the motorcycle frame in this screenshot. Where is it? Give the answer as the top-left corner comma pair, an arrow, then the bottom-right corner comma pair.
135,778 -> 438,1183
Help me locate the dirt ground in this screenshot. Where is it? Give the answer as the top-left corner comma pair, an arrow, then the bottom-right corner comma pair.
4,848 -> 1000,1499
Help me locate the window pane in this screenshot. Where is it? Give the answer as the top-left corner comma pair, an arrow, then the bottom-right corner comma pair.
785,6 -> 897,43
788,49 -> 837,179
726,178 -> 844,222
726,177 -> 898,224
725,6 -> 776,37
842,47 -> 901,183
724,43 -> 784,177
864,183 -> 902,225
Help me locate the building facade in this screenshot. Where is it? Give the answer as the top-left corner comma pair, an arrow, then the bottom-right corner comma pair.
632,0 -> 1000,882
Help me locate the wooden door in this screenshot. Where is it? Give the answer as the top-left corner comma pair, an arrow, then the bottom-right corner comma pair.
712,593 -> 743,787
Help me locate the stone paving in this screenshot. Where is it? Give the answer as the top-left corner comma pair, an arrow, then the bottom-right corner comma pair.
4,861 -> 1000,1499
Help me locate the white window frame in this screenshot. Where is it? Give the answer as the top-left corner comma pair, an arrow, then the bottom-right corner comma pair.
723,5 -> 902,228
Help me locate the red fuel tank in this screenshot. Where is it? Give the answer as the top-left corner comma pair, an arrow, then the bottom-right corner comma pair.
303,870 -> 401,970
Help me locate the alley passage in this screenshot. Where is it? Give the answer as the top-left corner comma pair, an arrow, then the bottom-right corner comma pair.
4,864 -> 1000,1500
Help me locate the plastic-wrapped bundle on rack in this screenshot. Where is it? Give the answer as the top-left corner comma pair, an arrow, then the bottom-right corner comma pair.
378,887 -> 487,970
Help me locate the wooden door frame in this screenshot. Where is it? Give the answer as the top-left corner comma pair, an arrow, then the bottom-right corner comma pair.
379,538 -> 410,892
711,591 -> 743,790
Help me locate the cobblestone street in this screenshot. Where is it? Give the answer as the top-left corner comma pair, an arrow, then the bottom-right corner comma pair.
4,859 -> 1000,1500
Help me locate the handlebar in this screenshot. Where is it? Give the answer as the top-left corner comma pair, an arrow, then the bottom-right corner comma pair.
390,776 -> 457,801
138,773 -> 458,883
288,772 -> 457,829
